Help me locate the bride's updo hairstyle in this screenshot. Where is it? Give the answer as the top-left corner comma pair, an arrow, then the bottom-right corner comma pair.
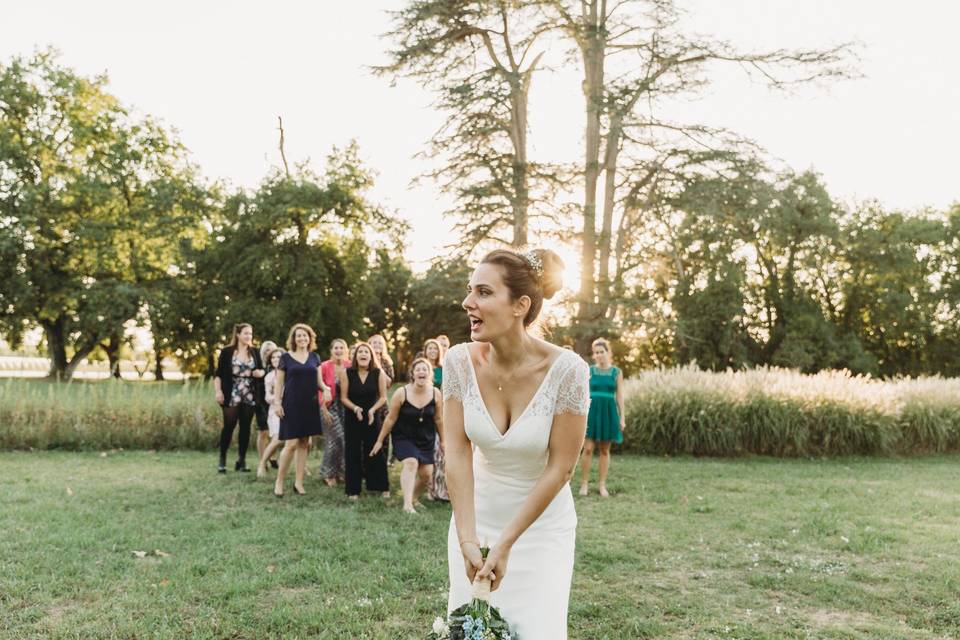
481,248 -> 565,326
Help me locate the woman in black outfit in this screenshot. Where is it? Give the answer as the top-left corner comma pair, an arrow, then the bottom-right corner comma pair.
339,342 -> 389,500
213,323 -> 266,473
371,357 -> 443,513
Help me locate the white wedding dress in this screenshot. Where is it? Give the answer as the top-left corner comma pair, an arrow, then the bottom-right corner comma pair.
443,343 -> 590,640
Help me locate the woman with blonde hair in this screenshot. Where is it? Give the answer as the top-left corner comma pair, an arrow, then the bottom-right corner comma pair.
319,338 -> 350,486
422,337 -> 449,500
368,334 -> 394,444
256,340 -> 279,469
578,338 -> 626,498
368,334 -> 394,384
257,347 -> 284,477
423,338 -> 444,389
272,323 -> 332,497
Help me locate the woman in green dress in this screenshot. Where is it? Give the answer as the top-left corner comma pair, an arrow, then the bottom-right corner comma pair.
579,338 -> 625,498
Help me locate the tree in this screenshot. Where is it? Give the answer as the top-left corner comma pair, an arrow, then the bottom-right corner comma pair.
147,140 -> 407,377
537,0 -> 858,348
363,248 -> 414,370
406,258 -> 473,359
827,203 -> 949,376
0,50 -> 202,379
379,0 -> 563,248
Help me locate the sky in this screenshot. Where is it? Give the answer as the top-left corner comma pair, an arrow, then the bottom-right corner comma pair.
2,0 -> 958,273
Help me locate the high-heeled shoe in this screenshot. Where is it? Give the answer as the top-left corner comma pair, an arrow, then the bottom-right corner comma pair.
293,484 -> 306,496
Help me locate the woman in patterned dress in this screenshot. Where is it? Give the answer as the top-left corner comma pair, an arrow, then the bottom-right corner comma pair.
424,338 -> 449,501
368,334 -> 394,453
319,338 -> 350,486
213,323 -> 266,473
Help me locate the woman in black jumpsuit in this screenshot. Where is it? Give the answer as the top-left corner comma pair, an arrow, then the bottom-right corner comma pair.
339,342 -> 389,499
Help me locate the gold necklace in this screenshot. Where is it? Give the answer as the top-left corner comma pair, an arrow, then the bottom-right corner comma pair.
490,351 -> 527,392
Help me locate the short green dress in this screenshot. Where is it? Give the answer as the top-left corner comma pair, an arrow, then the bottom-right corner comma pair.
586,365 -> 622,443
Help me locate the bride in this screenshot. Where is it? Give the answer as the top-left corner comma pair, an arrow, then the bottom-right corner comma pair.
443,248 -> 590,639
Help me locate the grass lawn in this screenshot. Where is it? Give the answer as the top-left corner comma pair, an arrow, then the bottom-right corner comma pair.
1,452 -> 959,639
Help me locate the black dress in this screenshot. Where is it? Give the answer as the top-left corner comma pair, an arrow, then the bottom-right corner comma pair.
344,368 -> 389,495
391,387 -> 437,465
278,352 -> 323,441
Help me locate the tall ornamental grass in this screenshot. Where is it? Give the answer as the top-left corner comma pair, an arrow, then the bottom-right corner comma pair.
622,366 -> 960,456
0,379 -> 220,450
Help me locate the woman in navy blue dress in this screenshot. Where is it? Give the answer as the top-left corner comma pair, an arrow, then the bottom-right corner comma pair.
272,323 -> 331,497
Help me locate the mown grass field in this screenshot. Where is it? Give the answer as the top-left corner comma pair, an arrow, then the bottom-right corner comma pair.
2,451 -> 959,639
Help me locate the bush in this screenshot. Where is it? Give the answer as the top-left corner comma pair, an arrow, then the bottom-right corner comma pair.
621,366 -> 960,457
0,379 -> 220,450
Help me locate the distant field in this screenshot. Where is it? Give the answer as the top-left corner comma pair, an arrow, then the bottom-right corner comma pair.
2,452 -> 959,639
3,368 -> 960,456
0,355 -> 186,380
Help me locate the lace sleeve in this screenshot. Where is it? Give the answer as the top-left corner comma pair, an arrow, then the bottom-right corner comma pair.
442,344 -> 467,403
555,354 -> 590,416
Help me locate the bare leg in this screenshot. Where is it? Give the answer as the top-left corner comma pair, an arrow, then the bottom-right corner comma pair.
399,458 -> 418,513
414,464 -> 433,506
304,437 -> 313,476
257,430 -> 269,463
579,439 -> 595,495
598,441 -> 612,497
274,440 -> 298,496
258,436 -> 283,477
294,438 -> 309,492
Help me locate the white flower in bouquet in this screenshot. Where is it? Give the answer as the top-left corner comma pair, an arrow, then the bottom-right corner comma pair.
432,616 -> 450,638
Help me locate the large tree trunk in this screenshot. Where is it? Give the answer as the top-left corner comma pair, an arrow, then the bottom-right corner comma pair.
204,350 -> 216,380
42,318 -> 99,381
509,78 -> 529,247
597,115 -> 622,319
43,319 -> 69,381
102,331 -> 123,379
153,345 -> 165,381
574,1 -> 605,351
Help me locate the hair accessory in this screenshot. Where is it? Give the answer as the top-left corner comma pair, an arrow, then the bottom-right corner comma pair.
518,250 -> 543,279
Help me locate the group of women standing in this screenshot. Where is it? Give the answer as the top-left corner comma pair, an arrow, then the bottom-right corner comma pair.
214,324 -> 452,509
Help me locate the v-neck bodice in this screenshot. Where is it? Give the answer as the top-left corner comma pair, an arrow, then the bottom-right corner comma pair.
464,347 -> 565,438
443,342 -> 590,483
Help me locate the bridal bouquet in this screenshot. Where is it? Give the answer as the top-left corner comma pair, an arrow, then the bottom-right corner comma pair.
428,547 -> 518,640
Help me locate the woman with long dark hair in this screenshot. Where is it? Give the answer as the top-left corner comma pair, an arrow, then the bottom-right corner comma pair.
339,341 -> 389,500
213,323 -> 266,473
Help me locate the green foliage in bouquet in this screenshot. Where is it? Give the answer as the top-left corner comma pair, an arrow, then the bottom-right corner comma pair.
428,547 -> 518,640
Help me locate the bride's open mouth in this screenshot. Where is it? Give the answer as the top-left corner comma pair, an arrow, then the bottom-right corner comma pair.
469,315 -> 483,331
